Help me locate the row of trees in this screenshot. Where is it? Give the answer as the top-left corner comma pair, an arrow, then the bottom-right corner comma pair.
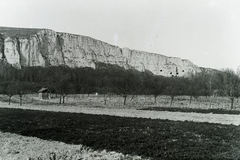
0,61 -> 240,109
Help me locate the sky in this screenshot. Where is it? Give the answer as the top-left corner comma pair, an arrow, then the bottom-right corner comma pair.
0,0 -> 240,70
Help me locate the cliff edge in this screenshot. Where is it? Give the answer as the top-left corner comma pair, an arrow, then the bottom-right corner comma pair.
0,27 -> 201,77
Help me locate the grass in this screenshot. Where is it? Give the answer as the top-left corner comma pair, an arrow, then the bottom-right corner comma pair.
0,108 -> 240,159
140,107 -> 240,115
0,26 -> 42,37
1,94 -> 239,111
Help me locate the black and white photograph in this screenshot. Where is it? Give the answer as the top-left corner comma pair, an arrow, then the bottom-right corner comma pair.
0,0 -> 240,159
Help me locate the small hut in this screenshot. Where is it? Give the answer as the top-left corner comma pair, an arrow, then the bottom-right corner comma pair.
38,88 -> 51,100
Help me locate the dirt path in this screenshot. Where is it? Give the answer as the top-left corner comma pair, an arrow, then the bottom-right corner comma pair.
1,102 -> 240,125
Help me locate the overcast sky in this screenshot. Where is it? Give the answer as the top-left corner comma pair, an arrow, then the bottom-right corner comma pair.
0,0 -> 240,70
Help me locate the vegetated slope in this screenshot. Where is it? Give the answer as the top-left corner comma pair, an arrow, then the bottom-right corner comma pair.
0,62 -> 155,96
0,26 -> 201,76
0,108 -> 239,159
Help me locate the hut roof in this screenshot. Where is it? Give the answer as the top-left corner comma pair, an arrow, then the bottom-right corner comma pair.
38,88 -> 51,93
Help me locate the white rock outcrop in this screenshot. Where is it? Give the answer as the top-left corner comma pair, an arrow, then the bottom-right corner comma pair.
0,27 -> 201,76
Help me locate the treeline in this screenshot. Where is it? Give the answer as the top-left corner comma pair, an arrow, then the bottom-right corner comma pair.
0,62 -> 240,109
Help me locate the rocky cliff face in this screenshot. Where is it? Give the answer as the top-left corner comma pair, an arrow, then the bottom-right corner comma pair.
0,27 -> 201,77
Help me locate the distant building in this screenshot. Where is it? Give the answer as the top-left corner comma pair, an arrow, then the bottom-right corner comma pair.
38,88 -> 51,100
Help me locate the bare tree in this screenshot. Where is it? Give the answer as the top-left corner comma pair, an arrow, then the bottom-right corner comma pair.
187,70 -> 210,105
213,69 -> 240,109
4,83 -> 17,105
164,77 -> 183,107
0,82 -> 13,105
112,69 -> 142,105
15,82 -> 26,106
143,75 -> 166,104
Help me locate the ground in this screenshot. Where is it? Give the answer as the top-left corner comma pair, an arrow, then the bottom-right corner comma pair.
0,95 -> 240,159
0,131 -> 143,160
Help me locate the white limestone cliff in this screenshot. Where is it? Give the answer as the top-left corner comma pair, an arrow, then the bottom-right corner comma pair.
0,28 -> 201,77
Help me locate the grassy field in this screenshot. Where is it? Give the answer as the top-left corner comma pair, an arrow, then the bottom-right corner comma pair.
0,26 -> 41,37
1,93 -> 240,111
0,108 -> 240,159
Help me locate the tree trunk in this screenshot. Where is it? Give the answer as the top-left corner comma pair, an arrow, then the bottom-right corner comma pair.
170,96 -> 174,107
123,95 -> 127,105
104,95 -> 107,105
170,100 -> 173,107
189,95 -> 192,105
154,95 -> 157,104
59,96 -> 62,104
8,96 -> 11,105
230,97 -> 234,110
209,95 -> 212,109
238,98 -> 240,109
20,95 -> 22,106
63,96 -> 65,104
